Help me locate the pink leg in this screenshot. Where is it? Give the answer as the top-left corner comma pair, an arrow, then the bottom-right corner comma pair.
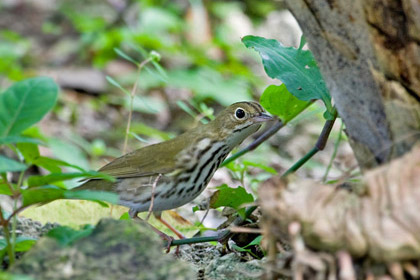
129,210 -> 176,252
155,215 -> 186,240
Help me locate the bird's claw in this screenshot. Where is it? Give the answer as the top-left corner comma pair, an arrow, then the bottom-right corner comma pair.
163,235 -> 175,253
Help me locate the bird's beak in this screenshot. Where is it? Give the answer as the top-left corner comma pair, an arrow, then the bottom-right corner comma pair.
253,112 -> 274,123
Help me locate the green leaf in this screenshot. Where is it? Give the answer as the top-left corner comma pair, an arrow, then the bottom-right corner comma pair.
14,236 -> 37,252
244,235 -> 262,248
298,35 -> 306,50
0,239 -> 5,251
0,156 -> 27,173
21,186 -> 64,206
46,225 -> 94,246
209,184 -> 254,211
114,48 -> 139,66
17,142 -> 39,162
22,126 -> 48,142
63,190 -> 118,203
0,77 -> 59,137
119,212 -> 130,220
230,235 -> 263,258
27,171 -> 115,187
242,160 -> 278,174
0,182 -> 13,195
0,271 -> 34,280
106,75 -> 130,96
242,35 -> 332,113
323,110 -> 335,120
260,84 -> 311,123
0,136 -> 43,145
192,205 -> 200,213
33,156 -> 84,173
48,138 -> 90,170
231,243 -> 251,253
21,186 -> 119,207
32,157 -> 62,173
16,142 -> 86,173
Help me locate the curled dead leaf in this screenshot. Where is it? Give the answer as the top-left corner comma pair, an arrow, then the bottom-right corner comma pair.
259,145 -> 420,262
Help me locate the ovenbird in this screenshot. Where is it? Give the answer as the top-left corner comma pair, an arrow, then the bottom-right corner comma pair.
78,101 -> 272,227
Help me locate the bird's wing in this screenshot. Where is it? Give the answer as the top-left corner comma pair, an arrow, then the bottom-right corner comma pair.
97,137 -> 186,179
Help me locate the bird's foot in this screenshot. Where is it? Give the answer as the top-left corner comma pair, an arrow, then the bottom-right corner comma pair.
129,210 -> 181,254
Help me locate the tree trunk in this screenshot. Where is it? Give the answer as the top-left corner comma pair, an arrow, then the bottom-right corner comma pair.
284,0 -> 420,170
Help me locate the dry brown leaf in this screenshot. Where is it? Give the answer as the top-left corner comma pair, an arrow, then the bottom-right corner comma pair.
260,145 -> 420,262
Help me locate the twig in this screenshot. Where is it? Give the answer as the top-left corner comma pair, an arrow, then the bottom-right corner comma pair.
229,226 -> 262,234
0,206 -> 13,265
337,251 -> 356,280
198,205 -> 210,227
282,110 -> 337,177
146,174 -> 161,221
222,119 -> 283,166
6,205 -> 28,224
322,120 -> 344,182
123,57 -> 153,154
11,170 -> 25,256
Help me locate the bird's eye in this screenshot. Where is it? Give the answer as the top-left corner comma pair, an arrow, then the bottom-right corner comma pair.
235,108 -> 246,119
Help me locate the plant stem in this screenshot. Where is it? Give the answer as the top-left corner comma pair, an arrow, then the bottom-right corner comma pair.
0,206 -> 14,265
322,120 -> 344,182
222,119 -> 283,166
281,147 -> 319,177
171,235 -> 219,246
11,171 -> 25,256
282,109 -> 337,178
123,57 -> 153,154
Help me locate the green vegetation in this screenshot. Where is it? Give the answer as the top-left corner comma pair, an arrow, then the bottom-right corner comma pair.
0,0 -> 348,273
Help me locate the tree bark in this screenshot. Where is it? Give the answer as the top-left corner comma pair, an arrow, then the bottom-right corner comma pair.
284,0 -> 420,170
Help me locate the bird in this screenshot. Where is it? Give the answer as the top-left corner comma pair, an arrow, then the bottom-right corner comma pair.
77,101 -> 272,242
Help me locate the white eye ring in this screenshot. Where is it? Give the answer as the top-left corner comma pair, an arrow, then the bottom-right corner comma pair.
234,108 -> 246,119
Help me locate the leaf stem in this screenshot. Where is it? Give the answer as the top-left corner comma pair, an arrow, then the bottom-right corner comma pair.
0,206 -> 14,265
123,57 -> 153,154
170,235 -> 219,246
282,109 -> 337,177
322,120 -> 344,182
222,119 -> 284,166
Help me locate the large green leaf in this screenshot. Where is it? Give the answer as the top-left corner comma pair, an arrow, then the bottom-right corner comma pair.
48,138 -> 90,170
0,77 -> 59,137
0,271 -> 34,280
0,136 -> 43,145
14,236 -> 37,252
209,184 -> 254,217
242,35 -> 332,113
0,236 -> 36,253
0,182 -> 13,195
16,143 -> 39,162
21,186 -> 119,207
260,84 -> 311,123
27,171 -> 115,187
0,156 -> 27,173
16,142 -> 83,173
47,225 -> 94,246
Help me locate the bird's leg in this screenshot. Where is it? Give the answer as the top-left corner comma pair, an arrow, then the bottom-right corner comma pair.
129,209 -> 174,253
153,212 -> 186,240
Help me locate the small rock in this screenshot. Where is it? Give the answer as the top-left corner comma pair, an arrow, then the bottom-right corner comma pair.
204,253 -> 264,280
